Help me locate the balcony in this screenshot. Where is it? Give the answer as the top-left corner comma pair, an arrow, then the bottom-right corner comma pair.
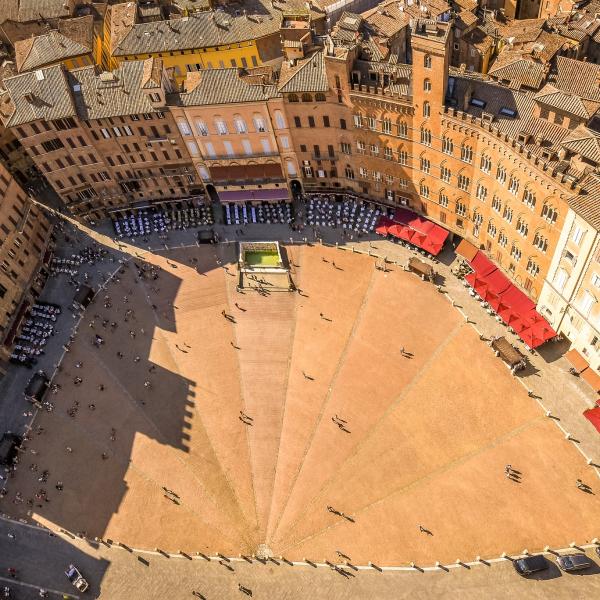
201,151 -> 281,165
349,82 -> 412,105
311,153 -> 337,161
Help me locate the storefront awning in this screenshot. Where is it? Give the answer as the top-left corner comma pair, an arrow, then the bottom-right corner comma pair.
566,349 -> 590,373
218,188 -> 288,203
376,210 -> 449,256
581,367 -> 600,393
455,239 -> 479,262
584,407 -> 600,432
465,250 -> 556,349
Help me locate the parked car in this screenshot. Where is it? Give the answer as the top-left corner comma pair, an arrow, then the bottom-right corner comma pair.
556,553 -> 592,572
513,554 -> 549,575
0,433 -> 21,467
65,565 -> 88,592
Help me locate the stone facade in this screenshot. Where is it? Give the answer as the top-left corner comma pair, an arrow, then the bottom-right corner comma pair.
0,163 -> 53,377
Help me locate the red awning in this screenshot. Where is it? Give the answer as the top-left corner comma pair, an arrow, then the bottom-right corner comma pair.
470,251 -> 497,277
422,226 -> 449,256
465,272 -> 490,292
375,216 -> 394,236
484,269 -> 511,296
519,327 -> 546,349
584,407 -> 600,432
498,286 -> 536,314
528,319 -> 556,343
388,209 -> 449,256
466,252 -> 555,349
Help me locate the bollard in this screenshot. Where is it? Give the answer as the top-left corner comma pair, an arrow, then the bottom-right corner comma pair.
592,538 -> 598,544
475,556 -> 481,562
544,546 -> 550,552
587,459 -> 593,465
523,549 -> 529,555
501,552 -> 507,559
435,561 -> 440,568
565,432 -> 571,440
569,542 -> 576,548
546,410 -> 552,417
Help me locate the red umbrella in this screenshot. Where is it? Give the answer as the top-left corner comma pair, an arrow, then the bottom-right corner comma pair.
519,327 -> 545,349
398,226 -> 416,242
375,218 -> 391,236
504,312 -> 528,333
496,303 -> 514,320
387,223 -> 404,239
530,319 -> 556,342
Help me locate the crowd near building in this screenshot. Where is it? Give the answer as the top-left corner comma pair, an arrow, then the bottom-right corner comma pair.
2,0 -> 600,376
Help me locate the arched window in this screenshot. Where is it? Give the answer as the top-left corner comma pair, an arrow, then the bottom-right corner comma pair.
286,160 -> 297,176
397,121 -> 408,137
186,141 -> 199,156
214,117 -> 228,135
516,217 -> 528,238
301,93 -> 313,102
233,115 -> 247,134
177,119 -> 192,136
420,127 -> 431,145
315,92 -> 326,102
424,79 -> 431,92
194,119 -> 208,136
480,153 -> 491,173
523,188 -> 536,209
197,165 -> 210,181
345,165 -> 354,179
274,110 -> 286,129
288,93 -> 299,103
526,257 -> 540,277
541,204 -> 558,224
440,161 -> 451,182
533,232 -> 548,253
423,101 -> 430,118
460,143 -> 473,163
253,113 -> 266,132
424,54 -> 432,68
442,135 -> 453,154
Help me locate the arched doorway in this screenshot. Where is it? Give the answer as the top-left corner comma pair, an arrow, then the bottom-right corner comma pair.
289,179 -> 302,198
205,184 -> 219,203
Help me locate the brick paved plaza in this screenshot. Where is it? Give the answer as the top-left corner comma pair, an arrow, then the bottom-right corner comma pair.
3,242 -> 599,566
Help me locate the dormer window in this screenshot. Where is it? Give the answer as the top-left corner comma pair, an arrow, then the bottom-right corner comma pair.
499,107 -> 516,118
517,133 -> 528,144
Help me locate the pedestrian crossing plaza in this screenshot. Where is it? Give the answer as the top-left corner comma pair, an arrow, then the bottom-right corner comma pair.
4,243 -> 599,566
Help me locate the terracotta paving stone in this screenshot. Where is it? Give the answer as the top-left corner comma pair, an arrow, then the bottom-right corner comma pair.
3,243 -> 599,566
266,245 -> 375,541
224,258 -> 297,538
271,264 -> 462,544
